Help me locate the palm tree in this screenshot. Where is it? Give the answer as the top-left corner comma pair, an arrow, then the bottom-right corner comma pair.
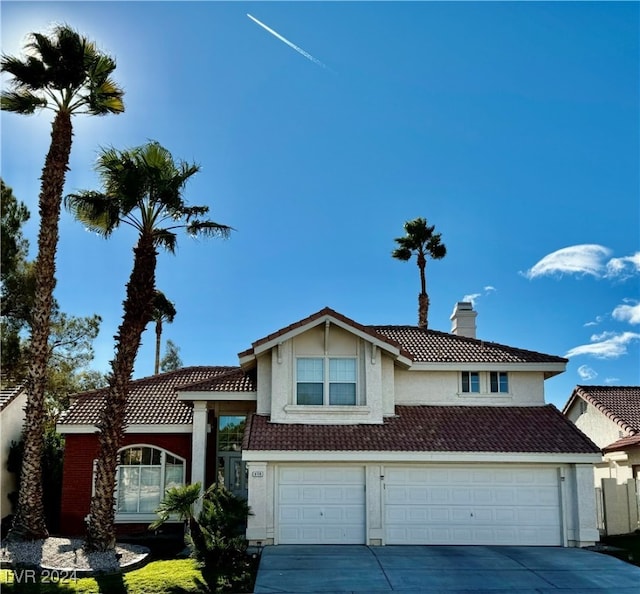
1,25 -> 124,540
151,290 -> 177,374
66,141 -> 231,552
392,217 -> 446,329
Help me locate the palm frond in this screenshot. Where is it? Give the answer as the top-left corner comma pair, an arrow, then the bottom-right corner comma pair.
185,220 -> 233,239
64,191 -> 121,236
0,91 -> 47,114
153,228 -> 178,252
391,246 -> 412,261
0,55 -> 48,91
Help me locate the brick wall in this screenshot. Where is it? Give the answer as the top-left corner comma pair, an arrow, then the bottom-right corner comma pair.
60,433 -> 192,536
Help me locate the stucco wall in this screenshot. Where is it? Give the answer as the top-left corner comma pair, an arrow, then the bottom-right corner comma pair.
566,400 -> 627,449
394,369 -> 546,406
60,433 -> 192,535
0,392 -> 26,520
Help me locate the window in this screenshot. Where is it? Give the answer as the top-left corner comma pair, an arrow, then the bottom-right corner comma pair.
116,446 -> 185,515
218,416 -> 246,452
296,357 -> 357,405
461,371 -> 480,393
490,372 -> 509,393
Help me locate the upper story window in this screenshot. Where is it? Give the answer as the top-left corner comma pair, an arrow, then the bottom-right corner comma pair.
218,416 -> 246,452
116,445 -> 185,515
490,371 -> 509,393
461,371 -> 480,393
460,371 -> 510,395
296,357 -> 357,405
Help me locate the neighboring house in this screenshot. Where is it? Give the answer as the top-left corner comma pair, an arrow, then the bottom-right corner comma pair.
562,385 -> 640,536
58,303 -> 601,547
0,384 -> 26,523
563,386 -> 640,485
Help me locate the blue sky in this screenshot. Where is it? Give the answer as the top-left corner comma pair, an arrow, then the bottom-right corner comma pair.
1,1 -> 638,410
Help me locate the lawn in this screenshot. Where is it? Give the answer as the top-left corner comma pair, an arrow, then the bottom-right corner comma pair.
0,559 -> 209,593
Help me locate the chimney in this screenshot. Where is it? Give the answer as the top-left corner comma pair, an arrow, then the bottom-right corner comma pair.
450,301 -> 477,339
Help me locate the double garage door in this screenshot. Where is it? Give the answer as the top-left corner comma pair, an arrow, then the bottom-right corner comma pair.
278,465 -> 562,546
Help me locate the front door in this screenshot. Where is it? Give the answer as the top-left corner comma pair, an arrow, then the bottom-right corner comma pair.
217,416 -> 248,499
217,452 -> 248,499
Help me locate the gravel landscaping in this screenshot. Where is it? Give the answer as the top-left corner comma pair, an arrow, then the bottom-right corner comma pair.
0,536 -> 149,576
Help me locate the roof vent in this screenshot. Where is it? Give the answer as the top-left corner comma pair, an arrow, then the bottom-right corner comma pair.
450,301 -> 477,339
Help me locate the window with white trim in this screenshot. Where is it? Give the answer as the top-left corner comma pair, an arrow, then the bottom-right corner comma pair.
461,371 -> 480,393
115,446 -> 185,515
490,371 -> 509,393
296,357 -> 357,405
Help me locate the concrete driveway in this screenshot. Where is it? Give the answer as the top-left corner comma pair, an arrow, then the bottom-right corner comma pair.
253,545 -> 640,593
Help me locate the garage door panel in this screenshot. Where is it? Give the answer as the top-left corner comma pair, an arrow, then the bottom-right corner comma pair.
385,466 -> 561,546
278,466 -> 365,545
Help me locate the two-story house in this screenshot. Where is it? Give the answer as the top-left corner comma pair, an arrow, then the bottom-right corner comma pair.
57,303 -> 600,547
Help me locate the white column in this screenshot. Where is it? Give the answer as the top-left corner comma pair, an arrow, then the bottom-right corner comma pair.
191,401 -> 208,513
246,461 -> 268,544
573,464 -> 599,545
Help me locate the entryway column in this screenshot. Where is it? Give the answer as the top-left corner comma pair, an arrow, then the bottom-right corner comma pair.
191,401 -> 208,513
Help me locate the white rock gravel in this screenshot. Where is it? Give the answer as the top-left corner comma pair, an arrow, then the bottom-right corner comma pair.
0,536 -> 149,575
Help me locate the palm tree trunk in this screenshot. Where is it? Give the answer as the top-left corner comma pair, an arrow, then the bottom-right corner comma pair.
11,110 -> 73,540
154,320 -> 162,374
85,236 -> 157,552
417,251 -> 428,329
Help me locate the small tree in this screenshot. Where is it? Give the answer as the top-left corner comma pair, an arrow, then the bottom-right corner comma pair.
392,217 -> 446,329
151,290 -> 176,374
160,339 -> 183,373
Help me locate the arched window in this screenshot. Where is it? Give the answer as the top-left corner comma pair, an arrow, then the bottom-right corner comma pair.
115,445 -> 185,519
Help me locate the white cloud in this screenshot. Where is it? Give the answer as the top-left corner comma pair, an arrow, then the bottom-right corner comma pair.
606,252 -> 640,280
577,365 -> 598,380
565,331 -> 640,359
462,287 -> 496,306
604,377 -> 620,384
462,293 -> 481,306
584,315 -> 604,327
612,302 -> 640,325
522,245 -> 611,279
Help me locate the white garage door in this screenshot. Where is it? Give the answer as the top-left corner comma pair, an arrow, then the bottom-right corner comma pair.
278,466 -> 365,544
385,466 -> 562,546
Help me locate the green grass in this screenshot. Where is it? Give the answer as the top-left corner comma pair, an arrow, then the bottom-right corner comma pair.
600,532 -> 640,568
0,559 -> 207,593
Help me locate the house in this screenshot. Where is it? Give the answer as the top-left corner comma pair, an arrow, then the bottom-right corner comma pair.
563,385 -> 640,485
57,303 -> 601,547
0,384 -> 26,524
562,385 -> 640,535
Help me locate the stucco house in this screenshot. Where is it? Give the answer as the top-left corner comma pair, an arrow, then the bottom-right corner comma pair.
0,384 -> 26,524
57,303 -> 601,547
563,385 -> 640,485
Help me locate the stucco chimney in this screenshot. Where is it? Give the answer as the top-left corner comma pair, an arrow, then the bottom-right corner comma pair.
450,301 -> 477,338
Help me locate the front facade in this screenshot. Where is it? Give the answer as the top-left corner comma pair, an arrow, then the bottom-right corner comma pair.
58,303 -> 601,546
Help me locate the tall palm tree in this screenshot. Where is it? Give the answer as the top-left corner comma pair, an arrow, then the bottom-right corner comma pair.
151,290 -> 177,374
1,25 -> 124,539
66,141 -> 231,552
392,217 -> 446,329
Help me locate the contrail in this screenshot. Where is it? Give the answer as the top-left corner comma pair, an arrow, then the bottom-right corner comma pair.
247,13 -> 326,69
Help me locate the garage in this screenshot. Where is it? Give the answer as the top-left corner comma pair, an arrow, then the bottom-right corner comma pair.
385,466 -> 562,546
278,466 -> 366,544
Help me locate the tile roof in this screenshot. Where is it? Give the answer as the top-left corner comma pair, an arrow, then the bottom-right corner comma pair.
603,434 -> 640,453
369,326 -> 567,365
58,366 -> 240,426
569,385 -> 640,434
238,307 -> 566,367
243,405 -> 600,454
178,368 -> 257,392
0,384 -> 25,412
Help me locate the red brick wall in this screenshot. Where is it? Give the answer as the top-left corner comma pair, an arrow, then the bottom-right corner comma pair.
60,433 -> 192,536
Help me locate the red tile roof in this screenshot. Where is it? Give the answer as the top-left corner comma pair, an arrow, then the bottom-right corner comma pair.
238,307 -> 566,367
370,326 -> 567,364
58,366 -> 242,426
603,434 -> 640,453
568,385 -> 640,434
179,368 -> 256,392
243,405 -> 600,454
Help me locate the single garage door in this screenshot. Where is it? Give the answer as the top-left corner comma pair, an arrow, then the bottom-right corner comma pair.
278,466 -> 365,544
385,466 -> 562,546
